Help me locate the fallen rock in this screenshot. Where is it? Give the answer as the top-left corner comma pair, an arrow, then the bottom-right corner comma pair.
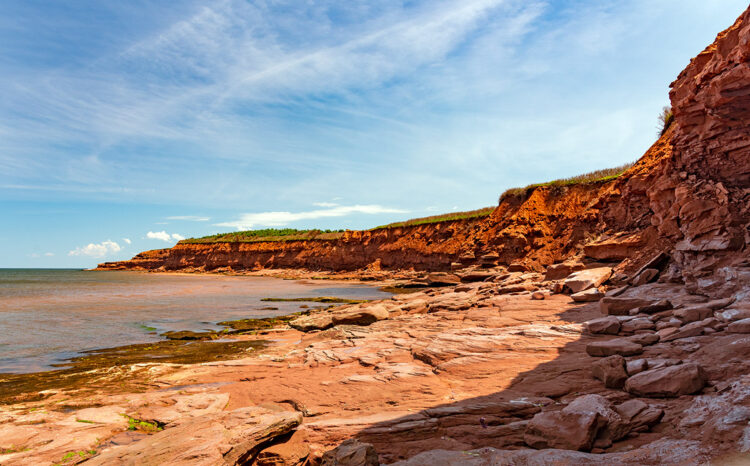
625,363 -> 707,398
584,316 -> 620,335
565,395 -> 628,448
524,410 -> 601,452
591,355 -> 628,388
87,407 -> 302,465
321,439 -> 379,466
627,333 -> 659,346
631,268 -> 659,287
614,399 -> 664,432
626,359 -> 648,376
662,318 -> 718,342
717,308 -> 750,322
674,297 -> 735,324
586,339 -> 643,357
728,318 -> 750,333
458,271 -> 495,283
531,291 -> 546,300
638,299 -> 673,314
331,305 -> 390,326
571,288 -> 604,302
545,261 -> 585,281
620,317 -> 655,333
564,267 -> 612,294
599,297 -> 655,316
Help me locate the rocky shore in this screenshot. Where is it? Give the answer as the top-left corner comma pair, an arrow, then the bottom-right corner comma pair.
4,4 -> 750,465
2,262 -> 750,464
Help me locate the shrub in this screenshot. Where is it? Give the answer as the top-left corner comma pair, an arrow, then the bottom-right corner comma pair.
658,106 -> 674,136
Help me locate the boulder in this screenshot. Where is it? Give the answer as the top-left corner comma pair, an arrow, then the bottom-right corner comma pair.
586,339 -> 643,357
565,395 -> 628,448
571,288 -> 604,302
331,304 -> 390,326
545,261 -> 585,281
591,355 -> 628,388
564,267 -> 612,294
728,318 -> 750,333
625,363 -> 707,398
626,359 -> 648,376
662,318 -> 719,342
321,439 -> 379,466
620,318 -> 655,333
531,291 -> 546,300
458,271 -> 495,283
627,333 -> 659,346
614,399 -> 664,432
524,410 -> 601,451
584,316 -> 620,335
599,297 -> 654,316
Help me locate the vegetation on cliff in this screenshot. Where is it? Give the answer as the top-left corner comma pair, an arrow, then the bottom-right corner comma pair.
498,162 -> 635,202
182,228 -> 345,244
371,206 -> 495,230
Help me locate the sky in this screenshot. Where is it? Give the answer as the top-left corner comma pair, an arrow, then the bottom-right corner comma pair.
1,0 -> 747,268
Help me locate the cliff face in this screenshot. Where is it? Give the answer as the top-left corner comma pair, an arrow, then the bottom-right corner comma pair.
99,8 -> 750,278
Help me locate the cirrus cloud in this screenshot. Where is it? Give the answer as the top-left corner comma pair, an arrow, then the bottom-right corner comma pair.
68,240 -> 121,257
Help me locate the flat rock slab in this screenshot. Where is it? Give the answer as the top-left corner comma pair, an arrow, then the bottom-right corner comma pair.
599,297 -> 655,316
585,316 -> 620,335
625,363 -> 706,398
564,267 -> 612,294
586,339 -> 643,357
87,407 -> 302,465
572,288 -> 604,302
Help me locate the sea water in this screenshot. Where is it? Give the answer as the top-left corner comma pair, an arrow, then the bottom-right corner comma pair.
0,269 -> 391,373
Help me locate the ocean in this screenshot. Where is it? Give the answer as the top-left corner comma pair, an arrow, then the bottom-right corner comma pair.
0,269 -> 391,374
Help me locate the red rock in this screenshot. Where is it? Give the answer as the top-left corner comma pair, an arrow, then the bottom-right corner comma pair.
524,410 -> 601,452
626,359 -> 648,376
256,430 -> 310,465
625,363 -> 707,398
599,297 -> 655,316
531,291 -> 546,300
586,339 -> 643,357
564,267 -> 613,294
571,288 -> 604,302
620,317 -> 655,333
321,439 -> 379,466
728,318 -> 750,333
639,299 -> 673,314
631,268 -> 659,286
545,261 -> 585,281
627,333 -> 659,346
591,355 -> 628,388
585,316 -> 620,335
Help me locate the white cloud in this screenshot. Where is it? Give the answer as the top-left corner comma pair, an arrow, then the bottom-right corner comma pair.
215,204 -> 407,230
68,240 -> 121,257
123,238 -> 132,244
147,231 -> 184,242
312,202 -> 338,208
166,216 -> 210,221
44,252 -> 54,256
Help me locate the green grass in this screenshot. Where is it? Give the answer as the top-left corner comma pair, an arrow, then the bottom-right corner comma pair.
181,228 -> 345,244
75,419 -> 95,424
371,207 -> 495,230
122,414 -> 163,433
498,162 -> 635,202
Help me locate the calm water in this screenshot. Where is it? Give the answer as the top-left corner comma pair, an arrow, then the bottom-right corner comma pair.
0,269 -> 391,374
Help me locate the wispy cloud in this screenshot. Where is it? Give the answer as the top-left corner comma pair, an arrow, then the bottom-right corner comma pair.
166,215 -> 210,221
215,204 -> 407,230
68,240 -> 121,257
146,231 -> 184,242
122,238 -> 132,244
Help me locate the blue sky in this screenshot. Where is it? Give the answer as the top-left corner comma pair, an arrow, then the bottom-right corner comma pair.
1,0 -> 746,268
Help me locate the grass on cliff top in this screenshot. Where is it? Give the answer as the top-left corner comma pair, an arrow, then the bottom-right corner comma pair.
181,228 -> 345,244
498,162 -> 635,203
371,206 -> 495,230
